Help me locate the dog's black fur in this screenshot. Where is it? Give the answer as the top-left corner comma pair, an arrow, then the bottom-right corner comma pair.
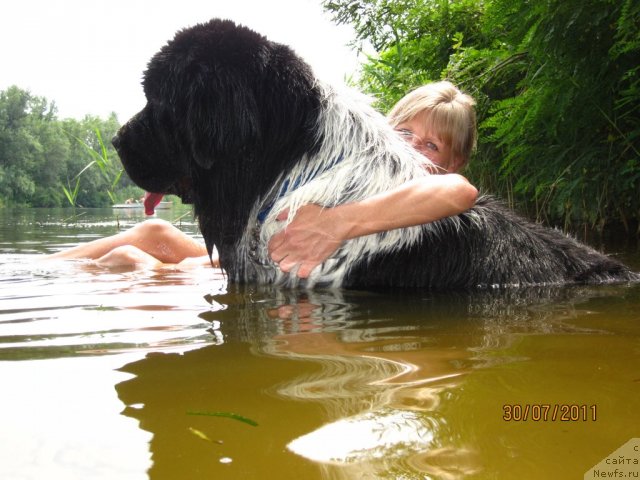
113,19 -> 639,290
342,197 -> 637,289
114,20 -> 321,264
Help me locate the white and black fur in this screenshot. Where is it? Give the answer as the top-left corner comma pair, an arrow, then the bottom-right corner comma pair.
112,19 -> 639,290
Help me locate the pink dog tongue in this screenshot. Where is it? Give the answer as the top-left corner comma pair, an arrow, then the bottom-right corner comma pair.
143,192 -> 164,215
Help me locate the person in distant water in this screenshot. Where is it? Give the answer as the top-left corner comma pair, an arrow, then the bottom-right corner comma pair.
45,81 -> 478,271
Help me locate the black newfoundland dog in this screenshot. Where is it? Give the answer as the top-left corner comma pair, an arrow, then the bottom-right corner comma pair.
113,18 -> 638,290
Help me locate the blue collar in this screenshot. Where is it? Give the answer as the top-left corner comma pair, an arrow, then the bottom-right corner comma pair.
257,153 -> 344,223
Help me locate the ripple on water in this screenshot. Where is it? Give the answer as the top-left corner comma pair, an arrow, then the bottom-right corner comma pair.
0,254 -> 226,360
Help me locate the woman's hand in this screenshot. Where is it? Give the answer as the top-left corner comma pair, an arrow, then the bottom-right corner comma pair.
268,204 -> 346,278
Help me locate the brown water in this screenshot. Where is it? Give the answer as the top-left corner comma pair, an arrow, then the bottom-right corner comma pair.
1,207 -> 639,480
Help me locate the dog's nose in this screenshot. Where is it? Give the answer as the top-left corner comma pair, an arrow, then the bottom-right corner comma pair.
111,135 -> 120,150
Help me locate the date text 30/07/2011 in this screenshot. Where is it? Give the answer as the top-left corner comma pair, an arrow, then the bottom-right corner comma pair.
502,404 -> 597,422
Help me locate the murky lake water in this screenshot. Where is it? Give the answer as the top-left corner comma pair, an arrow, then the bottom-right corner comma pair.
1,207 -> 639,479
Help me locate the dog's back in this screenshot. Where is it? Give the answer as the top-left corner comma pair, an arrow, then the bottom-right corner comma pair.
342,196 -> 639,290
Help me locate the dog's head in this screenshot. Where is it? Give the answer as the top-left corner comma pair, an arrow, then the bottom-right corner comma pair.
113,19 -> 321,252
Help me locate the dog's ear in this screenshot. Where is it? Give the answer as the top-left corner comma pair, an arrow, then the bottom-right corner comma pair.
181,71 -> 261,169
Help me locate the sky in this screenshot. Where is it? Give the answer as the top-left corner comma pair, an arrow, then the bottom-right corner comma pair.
0,0 -> 362,122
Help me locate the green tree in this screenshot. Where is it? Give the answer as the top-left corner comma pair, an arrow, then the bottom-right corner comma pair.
456,0 -> 640,229
0,85 -> 139,208
25,98 -> 70,207
0,87 -> 43,205
324,0 -> 486,111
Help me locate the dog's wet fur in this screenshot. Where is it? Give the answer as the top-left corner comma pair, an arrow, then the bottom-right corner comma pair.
113,18 -> 639,290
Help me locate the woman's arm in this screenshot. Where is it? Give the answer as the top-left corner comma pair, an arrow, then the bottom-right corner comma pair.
268,174 -> 478,278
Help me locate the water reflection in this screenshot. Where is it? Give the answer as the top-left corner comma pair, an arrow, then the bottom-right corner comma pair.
115,282 -> 640,479
0,254 -> 223,360
2,208 -> 639,478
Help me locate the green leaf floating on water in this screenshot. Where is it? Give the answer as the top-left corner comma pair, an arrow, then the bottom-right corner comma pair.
187,411 -> 258,427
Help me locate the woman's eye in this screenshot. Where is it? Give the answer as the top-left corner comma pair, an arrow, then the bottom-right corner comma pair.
425,142 -> 438,151
397,128 -> 415,138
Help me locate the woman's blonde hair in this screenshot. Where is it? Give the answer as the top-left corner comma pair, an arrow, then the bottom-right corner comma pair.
387,81 -> 477,166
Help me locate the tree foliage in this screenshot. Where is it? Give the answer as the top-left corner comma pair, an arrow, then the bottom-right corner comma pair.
0,86 -> 141,207
325,0 -> 486,111
324,0 -> 640,231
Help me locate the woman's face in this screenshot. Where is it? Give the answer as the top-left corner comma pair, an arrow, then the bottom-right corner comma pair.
395,114 -> 462,173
